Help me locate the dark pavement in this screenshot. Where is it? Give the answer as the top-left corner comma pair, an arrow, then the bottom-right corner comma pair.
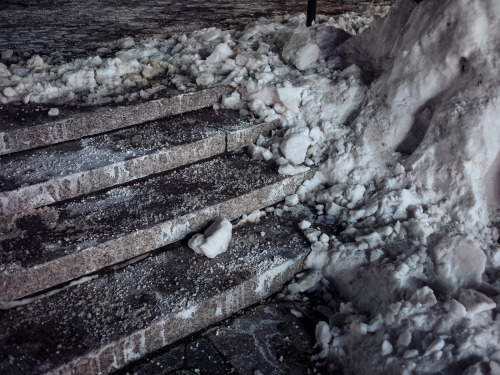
0,0 -> 391,55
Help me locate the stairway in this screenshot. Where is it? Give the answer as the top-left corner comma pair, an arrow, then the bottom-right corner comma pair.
0,86 -> 312,374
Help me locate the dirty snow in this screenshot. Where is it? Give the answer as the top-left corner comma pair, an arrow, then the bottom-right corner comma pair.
2,0 -> 500,373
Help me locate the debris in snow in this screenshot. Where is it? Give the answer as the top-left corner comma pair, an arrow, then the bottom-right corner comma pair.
188,218 -> 232,258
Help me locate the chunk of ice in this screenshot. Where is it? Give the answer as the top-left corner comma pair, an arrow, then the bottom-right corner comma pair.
188,218 -> 232,258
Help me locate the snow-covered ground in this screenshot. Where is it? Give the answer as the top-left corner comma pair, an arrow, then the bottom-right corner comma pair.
2,0 -> 500,373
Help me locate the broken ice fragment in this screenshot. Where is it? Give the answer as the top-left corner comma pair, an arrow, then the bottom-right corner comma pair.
205,43 -> 233,64
48,108 -> 59,116
381,340 -> 393,355
280,132 -> 310,166
458,288 -> 496,315
288,270 -> 323,294
431,235 -> 486,295
278,164 -> 310,175
425,338 -> 445,355
397,329 -> 412,348
285,194 -> 299,206
410,286 -> 437,306
26,55 -> 44,69
0,62 -> 11,78
196,72 -> 215,86
188,218 -> 232,258
298,220 -> 311,230
403,349 -> 419,359
248,144 -> 273,161
315,320 -> 332,358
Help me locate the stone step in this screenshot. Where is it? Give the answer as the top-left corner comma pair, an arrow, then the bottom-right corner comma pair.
115,299 -> 317,375
0,108 -> 276,216
0,86 -> 232,155
0,154 -> 312,301
0,210 -> 310,375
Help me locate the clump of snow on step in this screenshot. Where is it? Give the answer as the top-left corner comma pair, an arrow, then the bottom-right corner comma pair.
48,108 -> 59,116
188,218 -> 232,258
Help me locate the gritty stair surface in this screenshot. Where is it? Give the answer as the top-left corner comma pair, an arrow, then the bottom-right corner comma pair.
0,108 -> 276,215
0,211 -> 310,375
0,154 -> 312,301
115,299 -> 316,375
0,85 -> 232,155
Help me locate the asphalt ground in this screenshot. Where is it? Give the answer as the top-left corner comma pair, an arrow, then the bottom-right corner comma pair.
0,0 -> 391,55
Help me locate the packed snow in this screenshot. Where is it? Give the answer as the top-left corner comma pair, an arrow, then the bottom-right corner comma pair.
2,0 -> 500,373
188,218 -> 233,259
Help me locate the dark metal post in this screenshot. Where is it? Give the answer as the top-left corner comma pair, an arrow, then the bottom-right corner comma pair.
306,0 -> 317,26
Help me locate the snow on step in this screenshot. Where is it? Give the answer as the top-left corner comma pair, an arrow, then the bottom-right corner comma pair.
0,86 -> 232,155
0,109 -> 277,216
0,212 -> 309,375
0,154 -> 312,301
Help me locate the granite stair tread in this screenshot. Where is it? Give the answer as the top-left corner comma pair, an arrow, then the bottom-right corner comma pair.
0,211 -> 310,375
0,154 -> 312,301
0,108 -> 276,215
0,86 -> 232,155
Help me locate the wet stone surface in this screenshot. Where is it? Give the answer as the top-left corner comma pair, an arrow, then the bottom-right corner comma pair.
0,154 -> 284,269
0,86 -> 233,155
0,210 -> 310,375
116,337 -> 235,375
115,299 -> 316,375
0,108 -> 243,192
0,85 -> 179,133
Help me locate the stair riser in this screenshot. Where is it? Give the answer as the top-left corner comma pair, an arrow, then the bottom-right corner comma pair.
0,86 -> 232,155
0,171 -> 310,301
45,255 -> 305,375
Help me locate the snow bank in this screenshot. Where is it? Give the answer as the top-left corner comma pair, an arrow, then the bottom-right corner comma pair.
294,1 -> 500,373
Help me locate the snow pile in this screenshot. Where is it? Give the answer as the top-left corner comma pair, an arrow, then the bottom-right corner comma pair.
279,0 -> 500,373
188,218 -> 232,259
0,8 -> 384,107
